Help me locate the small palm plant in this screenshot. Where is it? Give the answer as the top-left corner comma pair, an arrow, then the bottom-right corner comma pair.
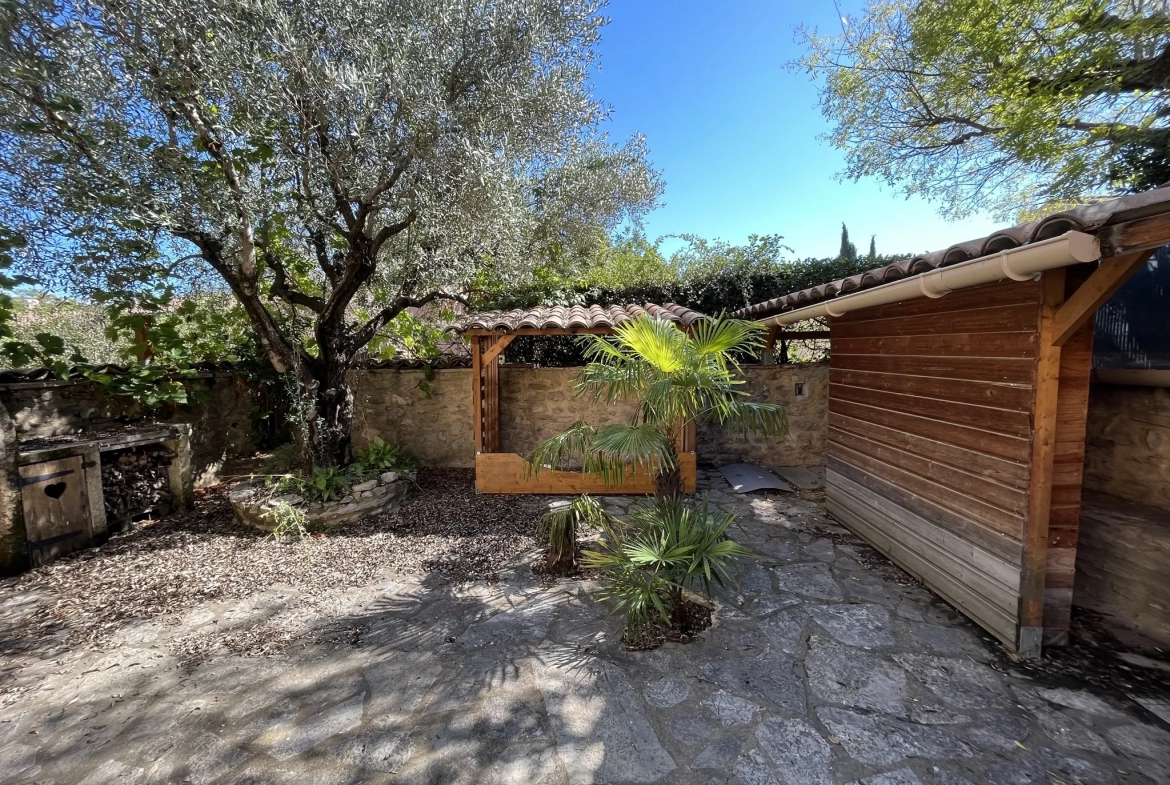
527,315 -> 787,497
583,495 -> 752,646
537,494 -> 612,575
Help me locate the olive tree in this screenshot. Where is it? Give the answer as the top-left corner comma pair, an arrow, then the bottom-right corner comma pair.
799,0 -> 1170,218
0,0 -> 660,466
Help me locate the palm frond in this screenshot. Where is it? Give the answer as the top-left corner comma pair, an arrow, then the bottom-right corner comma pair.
687,317 -> 763,361
716,400 -> 789,437
525,421 -> 596,476
577,360 -> 649,406
611,316 -> 686,374
584,423 -> 676,485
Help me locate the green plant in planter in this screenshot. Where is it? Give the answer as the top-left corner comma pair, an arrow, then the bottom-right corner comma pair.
583,495 -> 752,647
305,466 -> 351,502
537,494 -> 612,575
351,437 -> 416,479
267,501 -> 308,540
270,466 -> 352,503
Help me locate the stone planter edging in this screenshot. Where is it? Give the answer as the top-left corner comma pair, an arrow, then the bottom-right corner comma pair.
229,470 -> 411,531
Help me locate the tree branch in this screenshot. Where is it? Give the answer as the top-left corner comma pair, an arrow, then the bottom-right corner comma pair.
373,210 -> 419,253
350,291 -> 469,351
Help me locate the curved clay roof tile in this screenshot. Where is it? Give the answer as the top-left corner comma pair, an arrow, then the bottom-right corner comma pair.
1032,214 -> 1086,242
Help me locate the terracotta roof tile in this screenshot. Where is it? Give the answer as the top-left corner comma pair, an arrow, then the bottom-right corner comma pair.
454,302 -> 708,333
732,186 -> 1170,321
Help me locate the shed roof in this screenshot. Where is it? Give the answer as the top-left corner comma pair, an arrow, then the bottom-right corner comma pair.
454,303 -> 707,333
732,186 -> 1170,322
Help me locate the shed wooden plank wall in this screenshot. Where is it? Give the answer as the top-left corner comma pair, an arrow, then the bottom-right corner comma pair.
826,280 -> 1043,651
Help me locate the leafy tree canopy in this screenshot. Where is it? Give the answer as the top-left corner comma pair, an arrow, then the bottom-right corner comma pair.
0,0 -> 660,465
800,0 -> 1170,219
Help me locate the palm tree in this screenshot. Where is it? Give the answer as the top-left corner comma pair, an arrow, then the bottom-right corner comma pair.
527,315 -> 788,497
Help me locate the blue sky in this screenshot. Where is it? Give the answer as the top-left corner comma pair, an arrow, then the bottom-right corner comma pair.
592,1 -> 1003,260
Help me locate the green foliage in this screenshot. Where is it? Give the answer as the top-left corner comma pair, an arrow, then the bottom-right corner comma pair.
537,494 -> 613,574
583,496 -> 752,628
800,0 -> 1170,218
1,0 -> 661,468
267,501 -> 308,541
295,466 -> 351,503
527,315 -> 788,487
839,224 -> 857,263
0,230 -> 81,378
352,437 -> 416,477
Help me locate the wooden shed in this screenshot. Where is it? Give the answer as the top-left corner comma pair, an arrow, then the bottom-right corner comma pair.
734,187 -> 1170,657
454,303 -> 706,495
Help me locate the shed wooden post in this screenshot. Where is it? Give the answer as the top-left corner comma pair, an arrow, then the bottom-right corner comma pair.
1018,268 -> 1066,657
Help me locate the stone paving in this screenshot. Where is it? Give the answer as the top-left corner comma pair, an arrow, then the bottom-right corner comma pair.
3,470 -> 1170,784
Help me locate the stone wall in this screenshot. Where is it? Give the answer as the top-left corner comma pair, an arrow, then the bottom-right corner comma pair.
498,367 -> 640,458
1083,384 -> 1170,512
351,363 -> 829,469
696,363 -> 829,469
351,368 -> 475,468
0,372 -> 259,487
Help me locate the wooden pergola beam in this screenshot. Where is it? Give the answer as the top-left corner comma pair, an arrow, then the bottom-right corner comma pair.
480,334 -> 515,366
777,331 -> 830,340
1051,250 -> 1152,347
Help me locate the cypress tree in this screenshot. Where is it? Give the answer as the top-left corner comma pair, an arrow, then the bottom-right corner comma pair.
839,223 -> 858,262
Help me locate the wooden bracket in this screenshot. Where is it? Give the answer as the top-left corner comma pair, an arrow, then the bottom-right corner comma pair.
480,334 -> 516,366
1051,251 -> 1152,347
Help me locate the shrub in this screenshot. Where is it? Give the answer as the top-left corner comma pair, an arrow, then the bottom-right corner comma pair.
351,437 -> 416,478
583,495 -> 753,646
536,494 -> 611,575
269,465 -> 351,503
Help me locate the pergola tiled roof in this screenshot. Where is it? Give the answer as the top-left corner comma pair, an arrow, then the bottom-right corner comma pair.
455,303 -> 707,333
732,186 -> 1170,322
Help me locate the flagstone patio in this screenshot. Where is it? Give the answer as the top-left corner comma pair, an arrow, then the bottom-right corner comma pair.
1,471 -> 1168,784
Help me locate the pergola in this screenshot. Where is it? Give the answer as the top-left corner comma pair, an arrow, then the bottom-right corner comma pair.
454,303 -> 707,494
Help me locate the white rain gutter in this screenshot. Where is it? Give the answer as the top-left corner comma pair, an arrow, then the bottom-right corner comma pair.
763,231 -> 1102,326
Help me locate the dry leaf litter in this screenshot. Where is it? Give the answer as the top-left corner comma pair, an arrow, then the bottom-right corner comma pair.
0,469 -> 542,679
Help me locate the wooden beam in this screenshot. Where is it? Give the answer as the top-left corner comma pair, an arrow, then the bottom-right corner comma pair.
778,331 -> 831,340
1098,211 -> 1170,257
471,336 -> 483,454
762,325 -> 779,365
1051,251 -> 1153,347
1018,268 -> 1065,658
484,337 -> 500,453
480,334 -> 516,366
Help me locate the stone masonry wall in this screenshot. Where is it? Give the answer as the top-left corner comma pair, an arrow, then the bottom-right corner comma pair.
696,363 -> 829,469
0,373 -> 259,487
352,363 -> 829,469
498,367 -> 640,459
1083,384 -> 1170,512
351,368 -> 475,468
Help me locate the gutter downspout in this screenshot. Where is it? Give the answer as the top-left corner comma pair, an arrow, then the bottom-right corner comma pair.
762,231 -> 1101,326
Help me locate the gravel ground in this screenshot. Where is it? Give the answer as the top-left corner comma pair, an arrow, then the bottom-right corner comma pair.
0,469 -> 543,656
